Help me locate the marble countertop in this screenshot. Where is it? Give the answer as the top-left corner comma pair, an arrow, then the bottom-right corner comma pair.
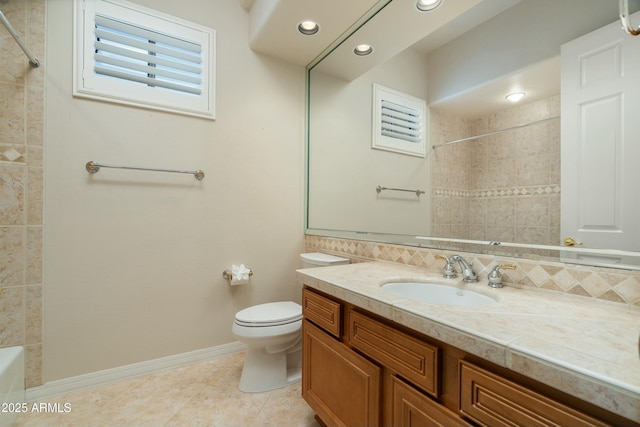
296,261 -> 640,422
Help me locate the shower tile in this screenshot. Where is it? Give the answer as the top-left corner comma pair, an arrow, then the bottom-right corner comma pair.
25,226 -> 42,284
0,164 -> 25,224
0,226 -> 25,286
516,196 -> 549,224
26,167 -> 43,225
1,146 -> 23,162
26,146 -> 42,167
516,152 -> 550,186
25,343 -> 42,388
0,84 -> 25,142
25,284 -> 41,344
486,198 -> 515,226
0,285 -> 24,346
26,86 -> 44,145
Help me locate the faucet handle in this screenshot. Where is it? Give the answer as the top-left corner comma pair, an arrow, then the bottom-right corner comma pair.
435,255 -> 457,279
487,264 -> 516,288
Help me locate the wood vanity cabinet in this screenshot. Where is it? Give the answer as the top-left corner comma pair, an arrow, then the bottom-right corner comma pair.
391,375 -> 472,427
301,286 -> 626,427
458,360 -> 609,427
302,288 -> 381,427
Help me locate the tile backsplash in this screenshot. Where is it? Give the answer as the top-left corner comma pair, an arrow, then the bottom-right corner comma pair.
304,235 -> 640,306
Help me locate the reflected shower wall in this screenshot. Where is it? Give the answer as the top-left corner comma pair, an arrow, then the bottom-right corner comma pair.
431,95 -> 561,246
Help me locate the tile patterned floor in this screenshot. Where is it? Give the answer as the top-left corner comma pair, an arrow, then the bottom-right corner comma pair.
13,352 -> 320,427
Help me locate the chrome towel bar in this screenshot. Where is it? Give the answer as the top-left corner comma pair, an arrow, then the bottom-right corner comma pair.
376,185 -> 425,196
86,161 -> 205,180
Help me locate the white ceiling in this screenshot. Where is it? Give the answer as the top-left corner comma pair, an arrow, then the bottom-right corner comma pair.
240,0 -> 638,118
240,0 -> 385,67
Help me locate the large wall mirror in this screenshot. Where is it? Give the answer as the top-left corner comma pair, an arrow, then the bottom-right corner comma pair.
307,0 -> 640,268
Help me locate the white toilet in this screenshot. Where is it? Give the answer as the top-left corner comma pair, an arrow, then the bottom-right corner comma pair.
232,252 -> 349,392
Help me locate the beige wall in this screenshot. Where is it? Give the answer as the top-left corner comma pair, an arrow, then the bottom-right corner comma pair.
0,0 -> 45,387
42,0 -> 305,382
308,48 -> 431,235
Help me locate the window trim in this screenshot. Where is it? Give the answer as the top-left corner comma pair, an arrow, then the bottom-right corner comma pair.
73,0 -> 216,120
372,84 -> 427,157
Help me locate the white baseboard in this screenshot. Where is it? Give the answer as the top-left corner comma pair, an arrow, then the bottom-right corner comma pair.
26,341 -> 247,402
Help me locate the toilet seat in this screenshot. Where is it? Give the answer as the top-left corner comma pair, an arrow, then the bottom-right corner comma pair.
234,301 -> 302,327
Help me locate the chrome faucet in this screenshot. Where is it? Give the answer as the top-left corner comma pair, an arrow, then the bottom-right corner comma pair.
435,255 -> 457,278
451,255 -> 478,283
436,254 -> 478,283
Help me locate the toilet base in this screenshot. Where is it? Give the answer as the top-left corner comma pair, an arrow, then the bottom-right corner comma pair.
238,346 -> 302,393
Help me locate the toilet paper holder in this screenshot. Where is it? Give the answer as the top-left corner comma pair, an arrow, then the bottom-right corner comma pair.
222,267 -> 253,281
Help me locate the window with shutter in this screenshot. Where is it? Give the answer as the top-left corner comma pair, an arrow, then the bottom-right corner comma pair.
73,0 -> 215,119
372,84 -> 427,157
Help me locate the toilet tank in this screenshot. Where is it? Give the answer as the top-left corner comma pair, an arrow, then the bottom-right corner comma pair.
300,252 -> 350,268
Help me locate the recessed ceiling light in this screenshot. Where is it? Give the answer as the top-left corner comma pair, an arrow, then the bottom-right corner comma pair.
416,0 -> 443,12
506,92 -> 526,102
297,20 -> 319,36
354,44 -> 373,56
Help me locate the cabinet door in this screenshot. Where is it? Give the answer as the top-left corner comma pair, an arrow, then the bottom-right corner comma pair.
391,376 -> 473,427
302,319 -> 381,427
459,360 -> 610,427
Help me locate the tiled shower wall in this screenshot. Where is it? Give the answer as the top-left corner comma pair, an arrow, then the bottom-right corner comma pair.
431,96 -> 560,245
0,0 -> 45,387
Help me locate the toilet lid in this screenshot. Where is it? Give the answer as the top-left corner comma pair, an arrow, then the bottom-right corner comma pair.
235,301 -> 302,327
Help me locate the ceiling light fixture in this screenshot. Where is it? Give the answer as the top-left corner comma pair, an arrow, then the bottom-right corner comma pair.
354,44 -> 373,56
297,20 -> 319,36
416,0 -> 443,12
506,92 -> 525,102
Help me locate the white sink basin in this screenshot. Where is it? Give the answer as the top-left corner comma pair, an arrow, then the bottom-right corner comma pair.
381,282 -> 497,306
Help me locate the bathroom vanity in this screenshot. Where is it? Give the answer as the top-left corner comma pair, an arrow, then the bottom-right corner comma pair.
298,261 -> 640,427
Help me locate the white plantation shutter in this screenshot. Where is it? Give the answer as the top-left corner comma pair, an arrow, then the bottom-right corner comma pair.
372,84 -> 427,157
380,100 -> 422,143
74,0 -> 215,119
94,15 -> 202,95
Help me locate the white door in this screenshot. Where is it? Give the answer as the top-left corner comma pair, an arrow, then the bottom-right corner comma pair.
561,12 -> 640,265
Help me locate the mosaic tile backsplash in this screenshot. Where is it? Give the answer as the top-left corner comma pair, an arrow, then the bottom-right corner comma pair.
305,235 -> 640,306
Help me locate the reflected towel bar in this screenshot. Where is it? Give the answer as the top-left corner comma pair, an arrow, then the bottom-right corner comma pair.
0,10 -> 40,67
377,185 -> 425,196
86,161 -> 205,180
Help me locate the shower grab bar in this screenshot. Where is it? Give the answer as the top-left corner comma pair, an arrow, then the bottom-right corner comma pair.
376,185 -> 425,196
86,161 -> 205,180
0,10 -> 40,67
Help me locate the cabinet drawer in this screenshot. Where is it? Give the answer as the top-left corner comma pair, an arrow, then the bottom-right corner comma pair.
348,309 -> 440,397
391,376 -> 473,427
459,360 -> 611,427
303,288 -> 342,338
